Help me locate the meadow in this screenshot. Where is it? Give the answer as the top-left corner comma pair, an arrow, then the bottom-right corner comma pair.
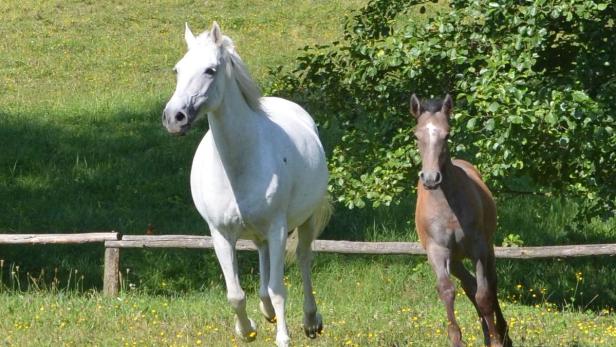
0,0 -> 615,346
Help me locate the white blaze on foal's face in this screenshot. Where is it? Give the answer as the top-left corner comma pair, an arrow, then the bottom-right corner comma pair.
410,94 -> 453,188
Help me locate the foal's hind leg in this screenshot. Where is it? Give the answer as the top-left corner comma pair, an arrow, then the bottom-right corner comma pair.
297,220 -> 323,338
450,260 -> 490,346
486,254 -> 512,347
427,246 -> 464,347
256,241 -> 276,323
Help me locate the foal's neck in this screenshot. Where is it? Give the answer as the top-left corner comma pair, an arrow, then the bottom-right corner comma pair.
434,157 -> 459,199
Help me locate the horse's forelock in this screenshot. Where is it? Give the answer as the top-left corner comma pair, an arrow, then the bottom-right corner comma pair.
193,30 -> 262,111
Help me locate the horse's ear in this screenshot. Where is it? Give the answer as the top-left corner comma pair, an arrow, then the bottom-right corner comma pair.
442,94 -> 453,117
184,22 -> 196,49
410,94 -> 421,119
211,21 -> 223,46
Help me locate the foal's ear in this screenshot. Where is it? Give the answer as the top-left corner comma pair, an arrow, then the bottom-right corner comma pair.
184,22 -> 197,49
410,94 -> 421,119
441,94 -> 453,117
211,21 -> 223,46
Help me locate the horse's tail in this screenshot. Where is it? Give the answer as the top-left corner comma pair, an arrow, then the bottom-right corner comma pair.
285,194 -> 333,263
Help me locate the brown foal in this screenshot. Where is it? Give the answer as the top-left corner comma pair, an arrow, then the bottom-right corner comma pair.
410,94 -> 512,347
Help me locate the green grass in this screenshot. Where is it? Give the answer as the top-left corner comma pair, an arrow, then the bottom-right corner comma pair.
0,0 -> 364,111
1,257 -> 615,346
1,0 -> 615,345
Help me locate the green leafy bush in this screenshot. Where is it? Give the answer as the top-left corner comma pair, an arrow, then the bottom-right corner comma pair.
271,0 -> 615,217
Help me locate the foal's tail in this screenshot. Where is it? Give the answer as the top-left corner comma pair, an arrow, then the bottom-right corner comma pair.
286,194 -> 333,262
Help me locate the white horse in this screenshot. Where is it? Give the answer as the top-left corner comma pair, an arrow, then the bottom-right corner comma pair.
162,22 -> 331,347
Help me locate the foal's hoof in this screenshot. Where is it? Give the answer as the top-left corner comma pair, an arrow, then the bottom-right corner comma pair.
259,300 -> 276,323
235,318 -> 257,342
303,312 -> 323,339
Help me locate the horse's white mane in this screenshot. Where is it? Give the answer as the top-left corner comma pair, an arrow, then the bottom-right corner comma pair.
196,32 -> 262,111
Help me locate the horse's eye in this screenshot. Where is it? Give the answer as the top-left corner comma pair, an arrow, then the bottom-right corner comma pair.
204,67 -> 216,75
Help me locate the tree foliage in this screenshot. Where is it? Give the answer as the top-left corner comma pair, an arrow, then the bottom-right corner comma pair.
271,0 -> 616,215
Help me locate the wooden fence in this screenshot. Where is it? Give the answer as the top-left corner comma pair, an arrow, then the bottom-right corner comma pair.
1,232 -> 615,296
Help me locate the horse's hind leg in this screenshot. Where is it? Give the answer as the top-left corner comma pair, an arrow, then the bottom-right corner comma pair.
427,246 -> 464,347
450,260 -> 490,346
211,229 -> 257,341
256,241 -> 276,323
297,219 -> 323,338
266,219 -> 291,347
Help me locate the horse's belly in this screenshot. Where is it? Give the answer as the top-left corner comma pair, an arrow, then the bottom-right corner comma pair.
189,132 -> 327,235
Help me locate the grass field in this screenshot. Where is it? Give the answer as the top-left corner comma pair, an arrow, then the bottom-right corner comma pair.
2,257 -> 616,346
1,0 -> 615,346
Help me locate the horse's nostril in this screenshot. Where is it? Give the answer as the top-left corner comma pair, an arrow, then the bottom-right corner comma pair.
419,172 -> 425,180
435,172 -> 442,183
175,112 -> 186,122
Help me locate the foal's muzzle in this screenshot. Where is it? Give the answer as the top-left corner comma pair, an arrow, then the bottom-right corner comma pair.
419,171 -> 442,189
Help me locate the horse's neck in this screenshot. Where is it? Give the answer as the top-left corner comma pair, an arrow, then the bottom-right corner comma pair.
207,82 -> 261,173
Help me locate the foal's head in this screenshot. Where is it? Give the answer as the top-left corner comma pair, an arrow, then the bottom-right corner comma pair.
410,94 -> 453,189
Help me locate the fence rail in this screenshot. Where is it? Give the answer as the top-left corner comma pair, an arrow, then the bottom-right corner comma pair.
0,232 -> 120,244
1,232 -> 615,296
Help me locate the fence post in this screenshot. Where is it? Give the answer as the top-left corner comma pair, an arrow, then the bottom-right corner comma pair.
103,247 -> 120,296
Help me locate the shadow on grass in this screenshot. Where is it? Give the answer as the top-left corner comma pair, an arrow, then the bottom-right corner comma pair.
0,104 -> 209,290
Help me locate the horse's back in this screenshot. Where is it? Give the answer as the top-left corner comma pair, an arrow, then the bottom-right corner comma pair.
260,97 -> 321,136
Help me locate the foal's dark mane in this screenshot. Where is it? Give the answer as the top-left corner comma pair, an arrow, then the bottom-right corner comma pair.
420,98 -> 445,114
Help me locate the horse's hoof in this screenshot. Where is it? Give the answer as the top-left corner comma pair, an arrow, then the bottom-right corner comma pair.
303,312 -> 323,339
276,334 -> 290,347
259,300 -> 276,323
235,318 -> 257,342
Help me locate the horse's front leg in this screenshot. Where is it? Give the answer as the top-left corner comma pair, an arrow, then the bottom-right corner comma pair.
267,220 -> 290,347
211,229 -> 256,341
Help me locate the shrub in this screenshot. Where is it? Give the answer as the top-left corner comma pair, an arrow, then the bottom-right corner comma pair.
270,0 -> 616,218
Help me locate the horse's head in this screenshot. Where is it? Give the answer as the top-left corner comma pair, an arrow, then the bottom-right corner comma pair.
162,22 -> 228,135
410,94 -> 453,189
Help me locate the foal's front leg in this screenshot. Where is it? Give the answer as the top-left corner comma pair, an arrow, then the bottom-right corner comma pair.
450,260 -> 490,346
211,229 -> 256,341
474,253 -> 508,347
267,221 -> 291,347
427,245 -> 464,347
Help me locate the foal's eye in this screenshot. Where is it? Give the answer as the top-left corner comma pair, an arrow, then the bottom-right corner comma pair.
204,67 -> 216,76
